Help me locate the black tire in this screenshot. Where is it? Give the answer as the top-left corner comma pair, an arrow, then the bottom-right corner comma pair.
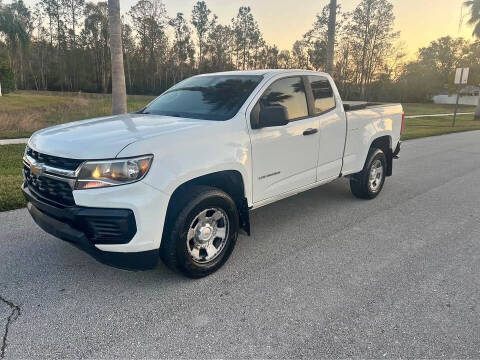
350,148 -> 387,199
160,185 -> 239,278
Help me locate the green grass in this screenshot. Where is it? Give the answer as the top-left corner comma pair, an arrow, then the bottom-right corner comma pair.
402,103 -> 476,116
402,114 -> 480,140
0,144 -> 26,212
0,91 -> 155,139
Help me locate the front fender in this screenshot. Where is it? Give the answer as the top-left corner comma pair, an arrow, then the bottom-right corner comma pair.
117,116 -> 253,205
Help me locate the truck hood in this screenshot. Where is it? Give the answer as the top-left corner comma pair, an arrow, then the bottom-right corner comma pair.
28,114 -> 210,159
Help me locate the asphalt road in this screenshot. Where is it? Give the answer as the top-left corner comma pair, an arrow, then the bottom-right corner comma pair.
1,131 -> 480,359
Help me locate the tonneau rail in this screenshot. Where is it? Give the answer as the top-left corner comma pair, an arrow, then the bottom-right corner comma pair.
343,102 -> 383,112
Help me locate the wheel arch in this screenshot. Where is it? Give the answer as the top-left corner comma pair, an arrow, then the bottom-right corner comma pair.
369,135 -> 393,176
164,170 -> 250,236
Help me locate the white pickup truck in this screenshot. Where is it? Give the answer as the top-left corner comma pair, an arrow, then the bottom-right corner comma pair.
23,70 -> 403,277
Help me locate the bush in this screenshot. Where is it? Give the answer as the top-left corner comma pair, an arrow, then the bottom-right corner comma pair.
0,60 -> 15,94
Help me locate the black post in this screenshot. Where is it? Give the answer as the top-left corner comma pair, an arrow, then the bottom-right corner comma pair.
453,68 -> 463,128
453,90 -> 460,128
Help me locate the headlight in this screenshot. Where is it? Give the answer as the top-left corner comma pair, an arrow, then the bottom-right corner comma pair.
75,155 -> 153,190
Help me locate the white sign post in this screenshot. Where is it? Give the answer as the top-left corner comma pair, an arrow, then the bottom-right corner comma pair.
453,68 -> 469,127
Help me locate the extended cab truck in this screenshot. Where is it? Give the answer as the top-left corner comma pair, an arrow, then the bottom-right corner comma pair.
23,70 -> 403,278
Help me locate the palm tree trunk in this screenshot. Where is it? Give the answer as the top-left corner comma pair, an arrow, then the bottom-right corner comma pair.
108,0 -> 127,114
326,0 -> 337,74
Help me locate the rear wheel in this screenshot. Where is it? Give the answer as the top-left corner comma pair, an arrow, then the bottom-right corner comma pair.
160,186 -> 239,278
350,148 -> 387,199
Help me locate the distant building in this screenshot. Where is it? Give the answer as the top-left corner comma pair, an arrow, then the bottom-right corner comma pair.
433,86 -> 480,106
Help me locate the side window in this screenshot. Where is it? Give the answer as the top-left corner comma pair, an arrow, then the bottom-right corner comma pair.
259,77 -> 309,121
308,76 -> 336,115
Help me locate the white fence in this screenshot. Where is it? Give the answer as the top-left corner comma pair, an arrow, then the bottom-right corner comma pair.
433,94 -> 479,106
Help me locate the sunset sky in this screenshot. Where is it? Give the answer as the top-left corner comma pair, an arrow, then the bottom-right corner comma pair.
23,0 -> 476,57
148,0 -> 474,57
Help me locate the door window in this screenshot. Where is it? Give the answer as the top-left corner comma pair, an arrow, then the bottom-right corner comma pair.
259,77 -> 309,121
308,76 -> 336,115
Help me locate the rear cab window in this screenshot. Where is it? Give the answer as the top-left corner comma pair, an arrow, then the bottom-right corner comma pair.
259,76 -> 309,121
308,75 -> 336,115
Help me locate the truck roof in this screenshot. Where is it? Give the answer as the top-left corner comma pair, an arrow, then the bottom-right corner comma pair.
195,69 -> 328,77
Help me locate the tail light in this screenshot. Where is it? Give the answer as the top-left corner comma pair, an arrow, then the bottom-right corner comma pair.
401,112 -> 405,134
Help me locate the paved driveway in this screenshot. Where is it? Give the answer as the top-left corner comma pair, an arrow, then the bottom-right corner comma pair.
1,131 -> 479,359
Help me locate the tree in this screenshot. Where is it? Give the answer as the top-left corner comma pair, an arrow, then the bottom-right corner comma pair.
346,0 -> 399,99
169,12 -> 195,81
129,0 -> 167,92
205,22 -> 234,71
108,0 -> 127,114
0,59 -> 15,94
191,1 -> 211,70
463,0 -> 480,119
326,0 -> 337,73
278,50 -> 292,69
62,0 -> 85,89
232,6 -> 258,70
418,36 -> 465,88
292,40 -> 309,68
0,0 -> 30,88
303,4 -> 343,72
82,2 -> 110,93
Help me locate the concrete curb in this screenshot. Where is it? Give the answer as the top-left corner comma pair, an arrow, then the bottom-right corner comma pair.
405,112 -> 474,119
0,138 -> 28,145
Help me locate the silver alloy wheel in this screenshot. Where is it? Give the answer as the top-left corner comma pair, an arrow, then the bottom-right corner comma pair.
368,159 -> 384,192
186,208 -> 229,264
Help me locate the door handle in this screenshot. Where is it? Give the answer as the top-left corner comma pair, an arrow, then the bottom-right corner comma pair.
303,128 -> 318,136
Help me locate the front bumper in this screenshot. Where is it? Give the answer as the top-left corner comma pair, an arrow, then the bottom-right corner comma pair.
23,181 -> 168,270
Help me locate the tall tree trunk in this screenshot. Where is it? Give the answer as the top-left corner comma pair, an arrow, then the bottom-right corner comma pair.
108,0 -> 127,114
326,0 -> 337,74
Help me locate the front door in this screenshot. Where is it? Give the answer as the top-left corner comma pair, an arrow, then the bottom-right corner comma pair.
249,76 -> 320,203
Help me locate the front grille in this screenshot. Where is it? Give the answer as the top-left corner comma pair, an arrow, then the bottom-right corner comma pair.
24,165 -> 75,206
26,146 -> 83,171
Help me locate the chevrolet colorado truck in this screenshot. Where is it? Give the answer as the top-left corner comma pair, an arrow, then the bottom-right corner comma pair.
23,70 -> 403,278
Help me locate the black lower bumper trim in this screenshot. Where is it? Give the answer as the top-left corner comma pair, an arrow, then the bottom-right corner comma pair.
24,187 -> 158,271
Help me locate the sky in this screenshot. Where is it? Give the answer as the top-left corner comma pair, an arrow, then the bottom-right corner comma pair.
149,0 -> 474,57
25,0 -> 476,57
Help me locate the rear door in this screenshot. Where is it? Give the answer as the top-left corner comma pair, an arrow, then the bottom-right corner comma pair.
249,76 -> 320,203
307,75 -> 346,181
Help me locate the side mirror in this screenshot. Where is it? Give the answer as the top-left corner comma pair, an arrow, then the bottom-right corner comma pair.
251,103 -> 289,129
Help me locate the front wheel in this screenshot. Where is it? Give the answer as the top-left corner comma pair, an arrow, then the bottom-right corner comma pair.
350,148 -> 387,199
160,186 -> 239,278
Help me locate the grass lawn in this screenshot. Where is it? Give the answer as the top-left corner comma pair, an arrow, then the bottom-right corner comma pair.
0,91 -> 155,139
402,103 -> 476,116
402,114 -> 480,140
0,144 -> 26,212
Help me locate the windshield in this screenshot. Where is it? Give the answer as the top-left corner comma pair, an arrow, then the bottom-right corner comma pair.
142,75 -> 263,121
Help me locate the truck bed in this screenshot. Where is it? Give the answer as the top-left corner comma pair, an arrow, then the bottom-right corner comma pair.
341,102 -> 403,176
